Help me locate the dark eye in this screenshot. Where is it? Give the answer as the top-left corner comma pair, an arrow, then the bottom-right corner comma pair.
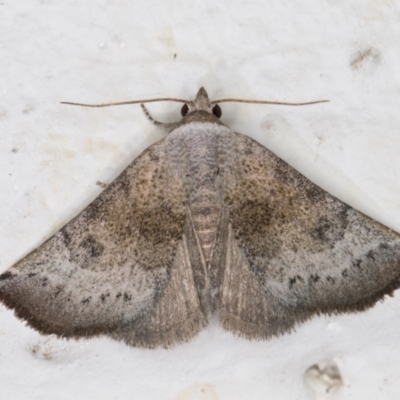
212,104 -> 222,118
181,104 -> 189,116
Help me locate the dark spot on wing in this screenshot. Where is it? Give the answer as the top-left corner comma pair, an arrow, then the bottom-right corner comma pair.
326,276 -> 335,285
305,185 -> 326,202
272,158 -> 297,187
100,292 -> 110,302
60,228 -> 72,247
312,217 -> 332,241
310,208 -> 349,248
0,271 -> 14,281
309,274 -> 320,283
379,242 -> 389,250
54,286 -> 63,298
366,250 -> 376,261
289,275 -> 304,289
79,236 -> 104,257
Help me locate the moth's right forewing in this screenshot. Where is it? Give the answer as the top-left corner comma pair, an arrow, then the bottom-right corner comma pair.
0,137 -> 204,347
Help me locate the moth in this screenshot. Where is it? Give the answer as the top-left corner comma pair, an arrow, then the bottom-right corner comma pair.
1,87 -> 400,348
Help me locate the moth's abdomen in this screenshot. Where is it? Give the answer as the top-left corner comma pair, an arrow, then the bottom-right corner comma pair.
190,195 -> 221,264
188,167 -> 221,264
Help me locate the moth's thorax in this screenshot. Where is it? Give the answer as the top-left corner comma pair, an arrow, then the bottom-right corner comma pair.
177,110 -> 224,128
167,121 -> 231,265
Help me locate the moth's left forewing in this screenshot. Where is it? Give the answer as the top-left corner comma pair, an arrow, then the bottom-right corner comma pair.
219,131 -> 400,339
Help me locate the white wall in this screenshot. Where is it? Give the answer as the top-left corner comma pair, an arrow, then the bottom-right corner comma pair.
1,1 -> 400,399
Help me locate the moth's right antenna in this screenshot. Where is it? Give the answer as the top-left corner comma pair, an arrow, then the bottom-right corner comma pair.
211,98 -> 329,106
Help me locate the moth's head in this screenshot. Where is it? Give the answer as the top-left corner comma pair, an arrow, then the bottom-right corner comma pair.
180,87 -> 222,119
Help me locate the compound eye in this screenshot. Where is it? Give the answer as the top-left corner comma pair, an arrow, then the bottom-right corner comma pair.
181,104 -> 189,116
212,104 -> 222,118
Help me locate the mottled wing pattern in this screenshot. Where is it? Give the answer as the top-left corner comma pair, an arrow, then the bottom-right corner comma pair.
219,132 -> 400,339
0,139 -> 206,348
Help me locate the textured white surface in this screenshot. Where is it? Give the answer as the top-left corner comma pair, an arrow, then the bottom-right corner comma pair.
1,1 -> 400,399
